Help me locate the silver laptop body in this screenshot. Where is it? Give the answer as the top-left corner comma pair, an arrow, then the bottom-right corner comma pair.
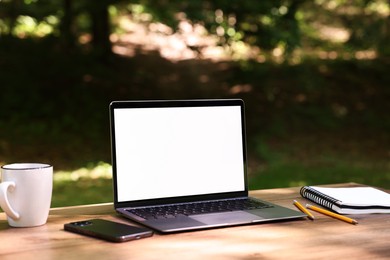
110,99 -> 304,233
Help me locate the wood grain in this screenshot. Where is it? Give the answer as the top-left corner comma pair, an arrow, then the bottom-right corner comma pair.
1,183 -> 389,259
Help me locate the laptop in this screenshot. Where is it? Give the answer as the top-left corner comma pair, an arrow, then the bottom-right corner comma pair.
109,99 -> 305,233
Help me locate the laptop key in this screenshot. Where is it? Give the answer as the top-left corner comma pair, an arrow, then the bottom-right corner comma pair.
127,199 -> 273,220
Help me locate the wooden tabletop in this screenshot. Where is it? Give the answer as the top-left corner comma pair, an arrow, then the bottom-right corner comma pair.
1,183 -> 389,259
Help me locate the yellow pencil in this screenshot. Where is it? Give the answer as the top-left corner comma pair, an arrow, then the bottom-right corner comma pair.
293,200 -> 315,220
306,204 -> 358,225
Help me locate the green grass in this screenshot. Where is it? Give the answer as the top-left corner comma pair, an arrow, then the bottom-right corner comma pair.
248,162 -> 390,190
50,153 -> 390,207
52,163 -> 113,207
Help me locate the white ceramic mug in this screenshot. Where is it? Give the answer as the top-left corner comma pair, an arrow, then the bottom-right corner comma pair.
0,163 -> 53,227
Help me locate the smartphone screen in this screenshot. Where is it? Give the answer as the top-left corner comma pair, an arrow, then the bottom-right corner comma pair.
64,219 -> 154,242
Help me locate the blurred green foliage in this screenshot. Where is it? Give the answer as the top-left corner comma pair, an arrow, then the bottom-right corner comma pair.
0,0 -> 389,206
1,0 -> 390,57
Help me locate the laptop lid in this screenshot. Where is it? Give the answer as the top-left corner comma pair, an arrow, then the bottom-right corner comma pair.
110,99 -> 248,208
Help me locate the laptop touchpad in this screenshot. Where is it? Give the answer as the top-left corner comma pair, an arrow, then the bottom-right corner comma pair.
191,211 -> 262,225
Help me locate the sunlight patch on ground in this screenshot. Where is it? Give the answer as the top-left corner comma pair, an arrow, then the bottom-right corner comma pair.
229,84 -> 253,95
111,16 -> 378,64
111,16 -> 253,61
316,24 -> 350,43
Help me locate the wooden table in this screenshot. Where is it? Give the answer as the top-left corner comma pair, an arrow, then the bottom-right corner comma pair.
1,183 -> 389,259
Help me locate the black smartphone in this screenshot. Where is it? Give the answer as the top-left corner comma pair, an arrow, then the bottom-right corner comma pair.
64,219 -> 154,242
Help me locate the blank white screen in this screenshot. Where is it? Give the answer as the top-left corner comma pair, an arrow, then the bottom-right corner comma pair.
114,106 -> 245,202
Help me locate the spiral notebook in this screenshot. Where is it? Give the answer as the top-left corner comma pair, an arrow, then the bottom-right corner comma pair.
300,186 -> 390,214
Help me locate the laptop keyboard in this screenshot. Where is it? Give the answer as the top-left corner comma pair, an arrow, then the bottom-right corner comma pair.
127,198 -> 273,220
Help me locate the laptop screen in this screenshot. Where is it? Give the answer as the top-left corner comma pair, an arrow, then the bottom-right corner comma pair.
111,100 -> 246,203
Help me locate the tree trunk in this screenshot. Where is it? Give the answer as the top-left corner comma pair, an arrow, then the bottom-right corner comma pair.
90,2 -> 112,60
60,0 -> 76,50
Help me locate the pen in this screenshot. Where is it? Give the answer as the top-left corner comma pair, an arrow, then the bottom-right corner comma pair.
293,200 -> 315,220
306,204 -> 358,225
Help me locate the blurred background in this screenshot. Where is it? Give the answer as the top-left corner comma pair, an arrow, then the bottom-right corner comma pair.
0,0 -> 389,207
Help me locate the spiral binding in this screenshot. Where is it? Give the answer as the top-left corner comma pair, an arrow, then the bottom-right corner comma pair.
300,186 -> 340,209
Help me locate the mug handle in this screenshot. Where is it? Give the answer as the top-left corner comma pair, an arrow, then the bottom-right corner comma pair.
0,181 -> 20,220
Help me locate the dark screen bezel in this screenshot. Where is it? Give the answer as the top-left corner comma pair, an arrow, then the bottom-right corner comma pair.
109,99 -> 248,209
